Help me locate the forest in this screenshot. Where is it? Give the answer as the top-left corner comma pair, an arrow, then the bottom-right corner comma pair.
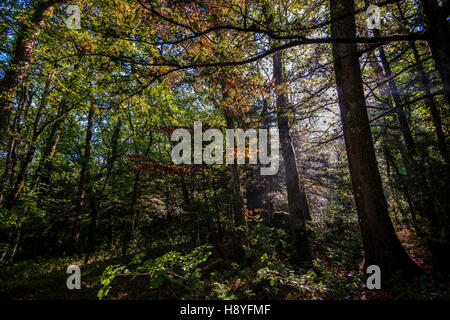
0,0 -> 449,301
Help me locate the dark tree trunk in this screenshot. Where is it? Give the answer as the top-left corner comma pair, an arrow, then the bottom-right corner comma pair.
244,96 -> 273,225
261,97 -> 274,225
273,50 -> 311,263
212,176 -> 225,243
383,140 -> 420,235
224,108 -> 246,259
368,43 -> 436,227
376,46 -> 417,157
121,171 -> 140,256
0,89 -> 28,203
71,102 -> 95,252
86,119 -> 122,262
330,0 -> 422,277
123,131 -> 153,256
245,167 -> 265,212
0,0 -> 66,134
181,175 -> 191,207
4,72 -> 53,208
420,0 -> 450,105
410,41 -> 448,162
31,100 -> 67,190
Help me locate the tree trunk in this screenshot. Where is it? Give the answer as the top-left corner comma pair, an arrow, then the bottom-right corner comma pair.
223,108 -> 246,259
393,2 -> 447,161
261,97 -> 274,225
420,0 -> 450,105
0,0 -> 66,134
0,90 -> 28,203
71,102 -> 95,252
245,168 -> 265,211
273,50 -> 311,262
85,119 -> 122,262
31,100 -> 67,190
376,46 -> 417,157
123,131 -> 153,256
4,72 -> 53,208
368,45 -> 436,227
330,0 -> 422,277
181,175 -> 191,207
85,119 -> 122,264
9,228 -> 22,263
383,140 -> 421,235
410,41 -> 448,162
368,15 -> 449,269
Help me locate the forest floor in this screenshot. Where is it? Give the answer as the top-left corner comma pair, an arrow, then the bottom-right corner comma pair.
1,222 -> 449,300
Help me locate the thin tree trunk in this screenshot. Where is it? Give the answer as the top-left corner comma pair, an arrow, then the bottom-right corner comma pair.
223,107 -> 246,259
410,41 -> 448,161
123,131 -> 153,256
9,228 -> 22,262
31,100 -> 67,190
85,120 -> 122,262
394,2 -> 448,161
4,72 -> 53,208
376,46 -> 417,157
0,90 -> 28,203
212,176 -> 224,243
71,102 -> 95,252
0,0 -> 66,134
383,141 -> 420,235
181,175 -> 191,208
368,46 -> 436,226
420,0 -> 450,105
273,50 -> 311,262
261,96 -> 274,225
330,0 -> 422,277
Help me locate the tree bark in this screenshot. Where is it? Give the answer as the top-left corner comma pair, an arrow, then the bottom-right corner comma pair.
71,102 -> 95,252
223,107 -> 246,259
410,41 -> 448,162
368,45 -> 436,227
0,0 -> 67,134
0,89 -> 29,203
394,2 -> 447,162
273,50 -> 311,262
4,72 -> 54,208
330,0 -> 422,277
86,119 -> 122,262
368,6 -> 450,269
420,0 -> 450,105
31,100 -> 67,190
123,130 -> 153,256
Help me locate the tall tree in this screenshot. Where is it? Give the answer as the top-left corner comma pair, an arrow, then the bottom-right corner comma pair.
273,50 -> 311,263
71,101 -> 95,252
330,0 -> 421,276
223,105 -> 247,260
394,2 -> 448,162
